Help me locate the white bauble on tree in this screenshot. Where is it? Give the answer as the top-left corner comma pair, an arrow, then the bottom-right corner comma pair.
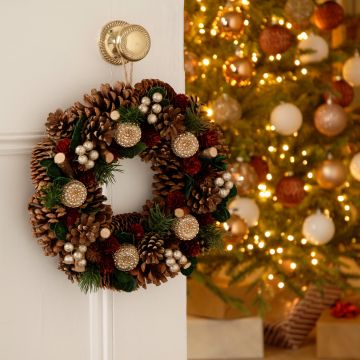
270,103 -> 303,135
298,33 -> 329,64
302,210 -> 335,245
350,153 -> 360,181
343,52 -> 360,87
229,197 -> 260,227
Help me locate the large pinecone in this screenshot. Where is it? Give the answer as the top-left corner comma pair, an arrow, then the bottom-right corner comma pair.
82,183 -> 107,211
30,138 -> 55,190
155,106 -> 186,141
45,109 -> 78,140
187,173 -> 222,214
72,82 -> 138,118
142,143 -> 185,198
138,233 -> 165,264
134,79 -> 177,101
110,212 -> 143,233
28,193 -> 67,256
83,115 -> 116,147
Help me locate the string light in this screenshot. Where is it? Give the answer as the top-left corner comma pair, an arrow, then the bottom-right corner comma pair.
268,146 -> 276,153
344,205 -> 350,211
311,258 -> 318,266
258,241 -> 265,248
311,251 -> 316,257
277,247 -> 283,254
276,76 -> 283,83
297,32 -> 308,40
265,231 -> 271,238
301,68 -> 308,75
206,108 -> 213,117
269,55 -> 275,61
282,144 -> 289,151
279,153 -> 285,159
210,29 -> 217,36
266,173 -> 273,180
278,282 -> 285,289
199,29 -> 205,34
294,59 -> 301,66
345,216 -> 350,222
290,156 -> 295,163
268,274 -> 274,280
302,150 -> 307,156
244,19 -> 250,26
307,172 -> 313,179
202,58 -> 210,66
290,262 -> 297,270
226,244 -> 233,251
287,235 -> 294,241
269,249 -> 276,255
200,5 -> 206,11
337,195 -> 345,202
276,54 -> 282,60
247,244 -> 254,250
301,238 -> 307,245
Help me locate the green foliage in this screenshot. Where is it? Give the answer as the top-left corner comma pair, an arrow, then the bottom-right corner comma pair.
184,174 -> 195,199
184,101 -> 210,135
79,264 -> 101,294
94,159 -> 122,185
181,258 -> 198,276
41,179 -> 66,209
70,116 -> 85,150
114,231 -> 135,244
118,142 -> 147,159
118,107 -> 145,125
148,86 -> 167,98
50,221 -> 67,240
111,270 -> 137,292
201,155 -> 228,171
147,203 -> 175,236
40,158 -> 63,178
198,224 -> 225,250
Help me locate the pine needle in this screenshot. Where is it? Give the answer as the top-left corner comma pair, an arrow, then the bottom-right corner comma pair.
79,264 -> 101,293
147,204 -> 175,236
198,224 -> 225,249
94,159 -> 122,185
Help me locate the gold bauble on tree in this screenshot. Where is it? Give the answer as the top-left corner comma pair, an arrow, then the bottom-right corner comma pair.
212,94 -> 242,125
226,214 -> 249,243
184,51 -> 198,83
314,102 -> 347,137
230,162 -> 258,195
223,56 -> 253,86
316,159 -> 348,189
218,10 -> 244,39
285,0 -> 314,27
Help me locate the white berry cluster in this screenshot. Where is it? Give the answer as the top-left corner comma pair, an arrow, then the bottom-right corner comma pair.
75,140 -> 99,170
164,249 -> 191,273
63,243 -> 87,269
138,91 -> 164,124
215,171 -> 234,198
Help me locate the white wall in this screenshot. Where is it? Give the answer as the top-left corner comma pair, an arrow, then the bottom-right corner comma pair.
0,1 -> 186,359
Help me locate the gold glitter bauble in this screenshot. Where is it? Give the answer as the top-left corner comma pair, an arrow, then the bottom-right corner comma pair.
113,243 -> 139,271
314,103 -> 347,137
172,132 -> 199,158
61,180 -> 87,208
230,162 -> 258,195
223,56 -> 253,86
173,215 -> 199,241
316,159 -> 348,189
218,10 -> 244,40
115,123 -> 142,147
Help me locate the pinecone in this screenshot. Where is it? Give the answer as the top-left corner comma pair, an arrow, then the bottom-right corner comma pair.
138,233 -> 165,264
83,184 -> 107,210
45,109 -> 78,140
28,193 -> 67,256
187,173 -> 222,214
130,262 -> 176,288
110,212 -> 143,233
30,138 -> 55,190
84,114 -> 116,147
72,82 -> 138,118
155,106 -> 186,141
140,140 -> 166,163
134,79 -> 177,102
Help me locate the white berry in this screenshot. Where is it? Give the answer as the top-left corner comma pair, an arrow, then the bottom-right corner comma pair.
147,113 -> 158,124
152,103 -> 162,114
222,172 -> 231,181
83,141 -> 94,151
170,264 -> 180,273
173,250 -> 182,260
141,96 -> 151,106
75,145 -> 86,156
152,92 -> 163,103
85,160 -> 95,169
224,181 -> 234,190
110,110 -> 120,120
139,104 -> 149,114
78,155 -> 88,165
214,177 -> 225,187
89,150 -> 99,161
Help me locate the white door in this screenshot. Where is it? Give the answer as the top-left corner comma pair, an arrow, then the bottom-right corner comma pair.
0,1 -> 186,359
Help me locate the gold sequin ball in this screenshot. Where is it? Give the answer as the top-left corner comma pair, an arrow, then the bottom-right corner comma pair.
173,215 -> 200,241
113,244 -> 139,271
115,123 -> 142,148
61,180 -> 87,208
172,132 -> 199,158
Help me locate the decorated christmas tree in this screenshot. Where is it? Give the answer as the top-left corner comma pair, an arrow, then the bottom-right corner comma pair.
185,0 -> 360,311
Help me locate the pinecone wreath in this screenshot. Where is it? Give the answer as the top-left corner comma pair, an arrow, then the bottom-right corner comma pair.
28,79 -> 235,293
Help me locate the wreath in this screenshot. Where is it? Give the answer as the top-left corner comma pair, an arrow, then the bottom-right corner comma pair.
28,79 -> 236,293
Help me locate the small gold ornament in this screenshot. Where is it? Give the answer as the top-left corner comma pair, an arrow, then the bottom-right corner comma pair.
212,94 -> 242,125
225,214 -> 249,243
173,215 -> 200,241
316,159 -> 348,189
172,132 -> 199,158
61,180 -> 87,208
218,10 -> 244,39
113,244 -> 139,271
223,56 -> 253,86
230,162 -> 258,195
115,123 -> 142,147
314,102 -> 347,137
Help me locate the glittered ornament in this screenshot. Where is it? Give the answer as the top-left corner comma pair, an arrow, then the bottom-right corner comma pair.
316,159 -> 348,189
302,210 -> 335,245
314,102 -> 347,137
115,123 -> 142,147
113,243 -> 139,271
350,153 -> 360,181
298,33 -> 329,64
270,103 -> 303,135
250,156 -> 269,183
61,180 -> 87,208
184,51 -> 199,83
324,80 -> 354,107
219,10 -> 244,39
173,215 -> 200,241
172,132 -> 199,158
230,162 -> 258,195
314,1 -> 344,31
212,94 -> 242,125
275,176 -> 306,207
285,0 -> 314,26
229,197 -> 260,227
343,52 -> 360,87
223,56 -> 253,86
259,25 -> 293,55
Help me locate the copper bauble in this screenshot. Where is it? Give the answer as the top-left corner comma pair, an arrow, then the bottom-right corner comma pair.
314,103 -> 347,137
184,51 -> 198,83
226,214 -> 249,243
212,94 -> 242,125
314,1 -> 344,31
223,56 -> 253,86
219,11 -> 244,39
230,162 -> 258,195
316,159 -> 348,189
259,25 -> 293,55
250,156 -> 269,183
285,0 -> 314,26
324,80 -> 354,107
275,176 -> 306,207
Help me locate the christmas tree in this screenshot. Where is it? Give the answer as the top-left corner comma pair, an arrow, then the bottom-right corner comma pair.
185,0 -> 360,310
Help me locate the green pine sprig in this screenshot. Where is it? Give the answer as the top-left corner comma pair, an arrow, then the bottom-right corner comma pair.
147,204 -> 175,236
198,224 -> 225,250
79,264 -> 101,294
41,178 -> 69,209
94,159 -> 122,185
117,107 -> 145,125
184,100 -> 210,135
